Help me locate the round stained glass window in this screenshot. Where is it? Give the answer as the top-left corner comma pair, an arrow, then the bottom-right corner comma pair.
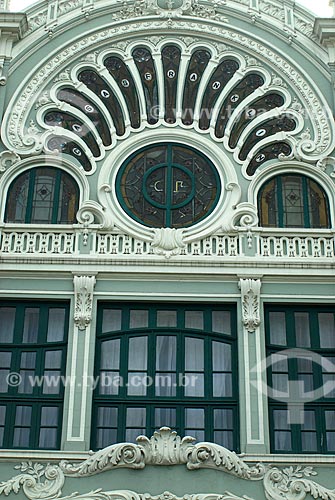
116,143 -> 221,228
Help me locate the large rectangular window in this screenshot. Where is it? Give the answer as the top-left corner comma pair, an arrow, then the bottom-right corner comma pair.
92,303 -> 238,451
0,302 -> 69,449
266,305 -> 335,453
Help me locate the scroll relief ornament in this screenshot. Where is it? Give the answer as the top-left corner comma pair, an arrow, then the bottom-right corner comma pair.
0,428 -> 335,500
239,278 -> 261,333
73,275 -> 96,330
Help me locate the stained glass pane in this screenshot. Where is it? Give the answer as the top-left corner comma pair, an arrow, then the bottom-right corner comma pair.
6,168 -> 79,224
117,144 -> 220,229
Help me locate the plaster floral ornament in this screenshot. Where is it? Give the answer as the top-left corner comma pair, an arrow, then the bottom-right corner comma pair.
0,429 -> 335,500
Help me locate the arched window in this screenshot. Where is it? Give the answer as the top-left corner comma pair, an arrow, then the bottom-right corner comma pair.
258,174 -> 330,228
5,167 -> 79,224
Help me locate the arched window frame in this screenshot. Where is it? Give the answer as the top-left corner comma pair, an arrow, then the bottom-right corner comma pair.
248,163 -> 335,230
0,157 -> 89,225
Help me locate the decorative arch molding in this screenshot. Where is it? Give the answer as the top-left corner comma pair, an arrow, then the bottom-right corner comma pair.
2,19 -> 334,168
247,161 -> 335,227
0,428 -> 335,500
75,129 -> 258,257
0,155 -> 90,223
13,0 -> 327,64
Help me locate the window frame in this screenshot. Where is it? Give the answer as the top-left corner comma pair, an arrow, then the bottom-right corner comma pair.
5,167 -> 79,224
258,174 -> 331,229
0,301 -> 69,450
92,302 -> 239,451
265,304 -> 335,454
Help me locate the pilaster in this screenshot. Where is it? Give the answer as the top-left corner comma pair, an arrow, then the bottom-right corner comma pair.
238,277 -> 268,454
62,274 -> 97,451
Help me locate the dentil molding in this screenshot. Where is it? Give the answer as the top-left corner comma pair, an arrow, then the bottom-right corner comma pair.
0,428 -> 334,500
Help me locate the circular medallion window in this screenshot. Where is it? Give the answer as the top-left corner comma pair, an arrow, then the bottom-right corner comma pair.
116,143 -> 221,228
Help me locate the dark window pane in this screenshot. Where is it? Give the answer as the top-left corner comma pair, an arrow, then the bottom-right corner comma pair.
0,308 -> 15,342
213,373 -> 232,397
214,430 -> 234,449
212,342 -> 231,371
295,312 -> 311,348
157,310 -> 177,328
128,337 -> 147,370
47,309 -> 66,342
129,310 -> 148,329
214,409 -> 233,429
185,311 -> 204,330
269,312 -> 286,345
13,428 -> 30,448
39,428 -> 57,449
319,313 -> 335,348
212,311 -> 231,334
22,308 -> 39,343
126,408 -> 146,427
97,407 -> 118,427
101,340 -> 120,370
44,350 -> 62,369
0,406 -> 6,425
15,406 -> 32,425
274,431 -> 291,451
102,310 -> 122,333
301,432 -> 317,452
185,338 -> 203,370
40,406 -> 58,426
156,336 -> 176,370
185,408 -> 204,428
97,428 -> 117,448
155,408 -> 176,428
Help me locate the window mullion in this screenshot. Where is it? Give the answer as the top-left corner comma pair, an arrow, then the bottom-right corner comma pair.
51,169 -> 62,224
277,176 -> 284,227
25,170 -> 35,223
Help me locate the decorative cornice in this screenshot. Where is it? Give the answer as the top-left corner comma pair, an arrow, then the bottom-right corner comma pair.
239,278 -> 262,333
73,274 -> 96,330
0,429 -> 335,500
0,12 -> 28,84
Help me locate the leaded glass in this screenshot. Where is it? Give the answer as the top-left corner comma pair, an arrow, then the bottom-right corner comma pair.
229,93 -> 284,148
182,50 -> 211,125
44,110 -> 100,157
104,56 -> 141,129
246,142 -> 292,176
161,45 -> 181,124
47,136 -> 92,172
258,175 -> 330,228
116,144 -> 220,228
132,47 -> 158,125
5,168 -> 79,224
199,59 -> 239,130
239,115 -> 296,161
78,70 -> 125,135
57,87 -> 112,146
215,73 -> 264,138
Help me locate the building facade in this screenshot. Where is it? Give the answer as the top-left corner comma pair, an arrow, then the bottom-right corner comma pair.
0,0 -> 334,499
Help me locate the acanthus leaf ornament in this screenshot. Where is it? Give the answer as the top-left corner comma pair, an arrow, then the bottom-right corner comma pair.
0,430 -> 335,500
239,278 -> 261,333
73,275 -> 96,330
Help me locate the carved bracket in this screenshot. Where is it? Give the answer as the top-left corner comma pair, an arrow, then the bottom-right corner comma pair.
239,278 -> 262,333
73,275 -> 96,330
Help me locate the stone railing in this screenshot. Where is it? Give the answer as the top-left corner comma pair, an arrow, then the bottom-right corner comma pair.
0,226 -> 334,266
